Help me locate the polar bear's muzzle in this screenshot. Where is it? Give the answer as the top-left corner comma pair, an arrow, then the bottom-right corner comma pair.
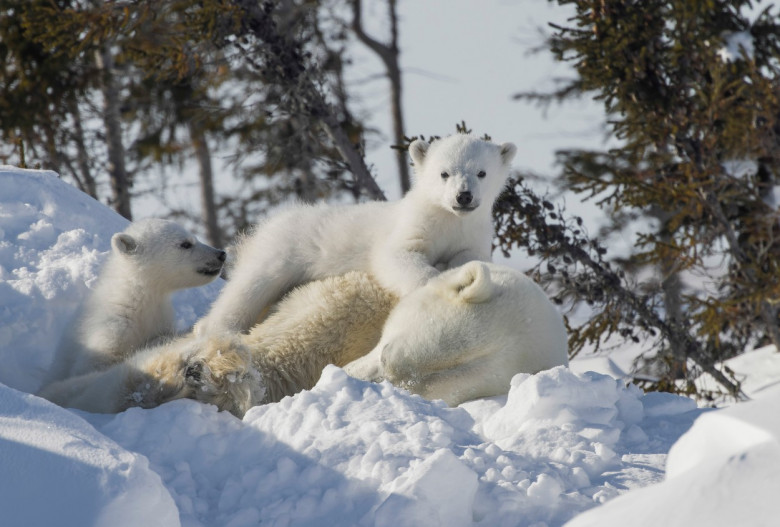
452,191 -> 479,213
198,249 -> 227,276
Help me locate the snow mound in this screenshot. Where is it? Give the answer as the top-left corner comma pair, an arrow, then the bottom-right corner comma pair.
696,345 -> 780,399
78,364 -> 690,527
0,382 -> 179,527
566,385 -> 780,527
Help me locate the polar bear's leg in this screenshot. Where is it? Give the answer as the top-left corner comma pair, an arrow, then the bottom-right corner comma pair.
343,344 -> 385,382
37,364 -> 134,413
196,213 -> 313,335
39,338 -> 195,413
181,335 -> 265,417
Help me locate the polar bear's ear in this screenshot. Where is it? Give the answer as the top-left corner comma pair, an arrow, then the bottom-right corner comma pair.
112,233 -> 138,255
450,262 -> 493,304
409,139 -> 430,167
500,142 -> 517,165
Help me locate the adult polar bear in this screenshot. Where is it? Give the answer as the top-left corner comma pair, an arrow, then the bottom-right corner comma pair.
196,134 -> 517,336
345,262 -> 568,405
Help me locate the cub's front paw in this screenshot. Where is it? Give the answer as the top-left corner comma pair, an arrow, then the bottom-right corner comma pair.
185,336 -> 265,417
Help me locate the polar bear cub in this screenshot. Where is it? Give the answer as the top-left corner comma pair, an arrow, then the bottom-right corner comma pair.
43,219 -> 226,385
196,134 -> 517,335
344,261 -> 569,406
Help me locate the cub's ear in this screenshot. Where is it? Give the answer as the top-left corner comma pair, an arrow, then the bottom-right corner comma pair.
447,261 -> 494,304
111,232 -> 138,255
500,142 -> 517,165
409,139 -> 430,167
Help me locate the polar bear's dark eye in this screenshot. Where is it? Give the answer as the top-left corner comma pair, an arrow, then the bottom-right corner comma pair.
440,172 -> 449,179
477,170 -> 486,179
180,241 -> 193,249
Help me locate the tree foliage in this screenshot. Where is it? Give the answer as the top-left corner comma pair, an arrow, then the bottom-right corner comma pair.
508,0 -> 780,399
0,0 -> 386,238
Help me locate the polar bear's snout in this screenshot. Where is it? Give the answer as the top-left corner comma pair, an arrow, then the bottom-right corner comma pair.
196,246 -> 227,276
456,191 -> 473,207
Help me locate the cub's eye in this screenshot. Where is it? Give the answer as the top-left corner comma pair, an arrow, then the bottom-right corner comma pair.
477,170 -> 486,179
180,241 -> 193,249
440,171 -> 450,179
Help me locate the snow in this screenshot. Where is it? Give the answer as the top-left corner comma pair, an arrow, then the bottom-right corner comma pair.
717,30 -> 755,62
1,166 -> 779,526
568,384 -> 780,527
696,344 -> 780,399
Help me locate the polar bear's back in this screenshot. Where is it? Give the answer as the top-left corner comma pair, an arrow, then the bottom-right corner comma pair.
487,264 -> 569,371
243,272 -> 398,402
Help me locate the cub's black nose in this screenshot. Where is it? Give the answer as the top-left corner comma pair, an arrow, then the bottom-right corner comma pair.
456,191 -> 473,206
218,250 -> 227,262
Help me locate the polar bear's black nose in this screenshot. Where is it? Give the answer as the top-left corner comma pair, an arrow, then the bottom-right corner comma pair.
456,191 -> 473,206
218,250 -> 227,262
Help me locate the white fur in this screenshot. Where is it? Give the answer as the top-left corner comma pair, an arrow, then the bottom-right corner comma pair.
42,219 -> 226,386
344,261 -> 569,406
196,134 -> 517,335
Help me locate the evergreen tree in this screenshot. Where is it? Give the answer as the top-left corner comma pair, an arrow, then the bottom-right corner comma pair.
1,0 -> 381,240
0,0 -> 98,196
504,0 -> 780,398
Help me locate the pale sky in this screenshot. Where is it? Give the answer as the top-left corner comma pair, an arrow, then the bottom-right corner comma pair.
349,0 -> 608,199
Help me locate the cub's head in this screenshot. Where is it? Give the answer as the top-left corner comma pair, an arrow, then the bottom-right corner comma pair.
409,134 -> 517,216
111,218 -> 226,290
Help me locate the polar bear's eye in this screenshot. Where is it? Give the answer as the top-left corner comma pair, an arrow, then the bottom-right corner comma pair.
440,172 -> 449,179
477,170 -> 486,179
180,241 -> 193,249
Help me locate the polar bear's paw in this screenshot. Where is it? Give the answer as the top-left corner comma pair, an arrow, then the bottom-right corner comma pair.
184,335 -> 266,418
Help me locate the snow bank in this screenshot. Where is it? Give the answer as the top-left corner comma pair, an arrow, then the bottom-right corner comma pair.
3,167 -> 774,526
86,364 -> 691,527
696,344 -> 780,399
566,384 -> 780,527
0,382 -> 179,527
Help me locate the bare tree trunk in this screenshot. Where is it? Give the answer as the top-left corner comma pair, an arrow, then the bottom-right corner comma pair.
190,124 -> 223,248
96,45 -> 132,220
351,0 -> 410,194
70,100 -> 98,199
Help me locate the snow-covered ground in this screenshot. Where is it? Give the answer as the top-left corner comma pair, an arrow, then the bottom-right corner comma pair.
2,167 -> 780,526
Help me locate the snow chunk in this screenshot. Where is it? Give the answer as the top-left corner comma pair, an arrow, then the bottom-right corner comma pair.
717,31 -> 755,62
375,449 -> 478,527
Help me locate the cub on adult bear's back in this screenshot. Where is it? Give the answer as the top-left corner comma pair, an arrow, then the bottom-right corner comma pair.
196,134 -> 517,336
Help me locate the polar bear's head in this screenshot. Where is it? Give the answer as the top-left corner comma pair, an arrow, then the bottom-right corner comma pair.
409,134 -> 517,216
111,219 -> 226,290
373,261 -> 568,405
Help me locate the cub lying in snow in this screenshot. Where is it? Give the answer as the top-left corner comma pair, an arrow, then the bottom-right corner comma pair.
195,134 -> 517,336
40,263 -> 568,417
40,219 -> 226,390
